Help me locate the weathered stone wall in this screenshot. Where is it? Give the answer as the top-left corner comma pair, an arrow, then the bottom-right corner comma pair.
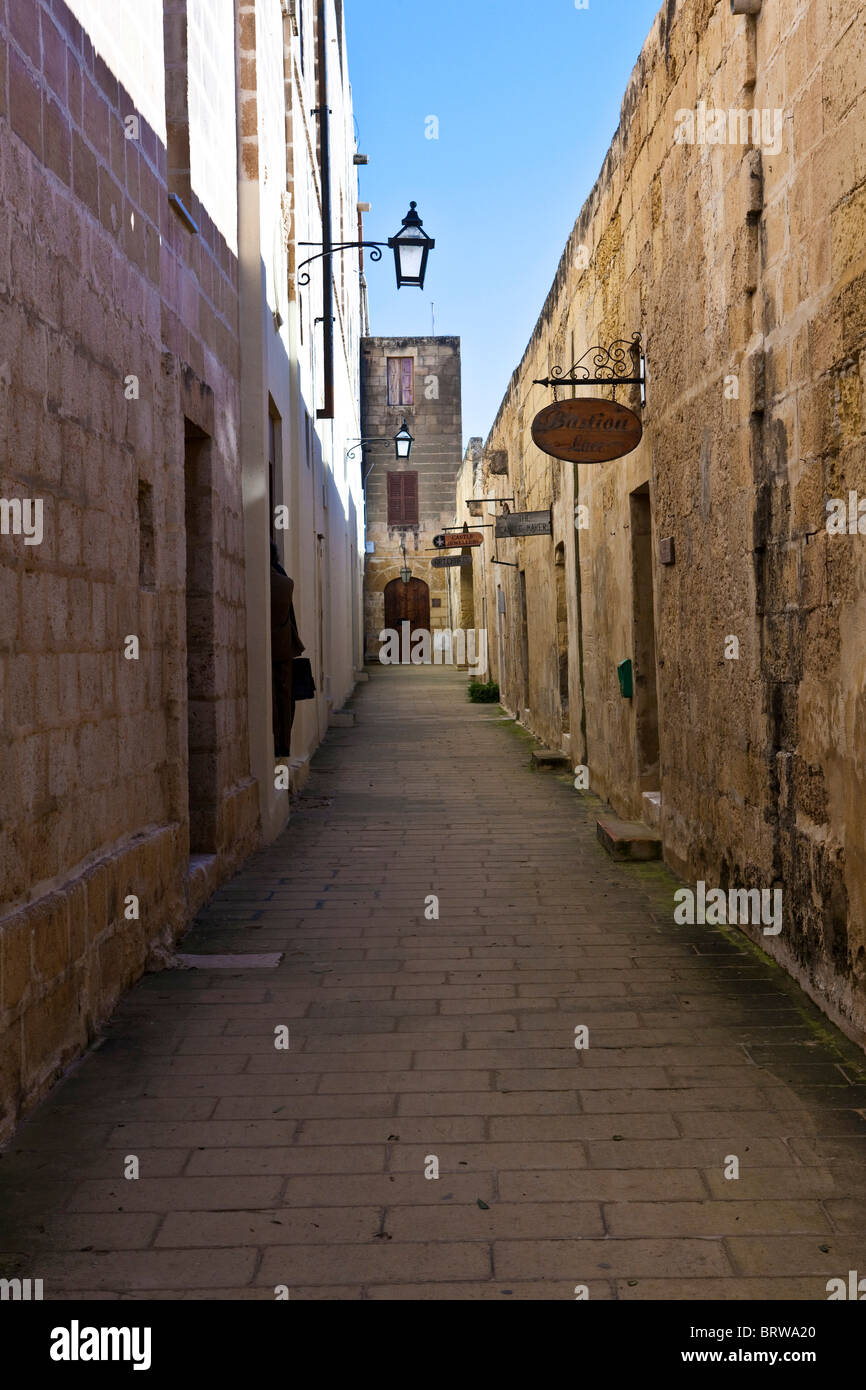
362,337 -> 463,657
0,0 -> 258,1142
468,0 -> 866,1042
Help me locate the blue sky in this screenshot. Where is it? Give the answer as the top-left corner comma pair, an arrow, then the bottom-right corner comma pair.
344,0 -> 661,448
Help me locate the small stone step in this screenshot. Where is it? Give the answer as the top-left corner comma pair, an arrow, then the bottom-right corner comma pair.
175,953 -> 283,969
531,750 -> 571,771
596,815 -> 662,861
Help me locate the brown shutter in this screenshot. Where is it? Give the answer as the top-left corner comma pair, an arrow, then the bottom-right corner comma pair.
386,471 -> 418,527
387,357 -> 401,405
401,357 -> 414,405
401,470 -> 418,525
387,472 -> 403,525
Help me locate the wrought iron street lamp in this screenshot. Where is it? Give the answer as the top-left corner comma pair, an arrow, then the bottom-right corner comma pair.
347,423 -> 416,482
387,203 -> 435,290
399,542 -> 412,585
394,421 -> 414,460
297,202 -> 435,292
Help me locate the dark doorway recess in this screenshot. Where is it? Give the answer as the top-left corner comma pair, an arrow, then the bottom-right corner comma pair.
518,569 -> 530,715
555,541 -> 569,732
384,576 -> 430,636
459,561 -> 475,630
629,482 -> 660,792
184,419 -> 219,854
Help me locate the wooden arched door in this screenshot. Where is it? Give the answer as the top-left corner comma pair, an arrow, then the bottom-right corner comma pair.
384,577 -> 430,635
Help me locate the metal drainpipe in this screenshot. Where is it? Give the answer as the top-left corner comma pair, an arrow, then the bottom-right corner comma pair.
357,204 -> 369,337
316,0 -> 334,419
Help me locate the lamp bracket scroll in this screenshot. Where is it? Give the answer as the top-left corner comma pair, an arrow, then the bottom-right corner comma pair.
534,333 -> 647,407
297,241 -> 385,287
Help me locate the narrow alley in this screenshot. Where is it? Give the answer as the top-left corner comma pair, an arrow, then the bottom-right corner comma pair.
1,666 -> 865,1301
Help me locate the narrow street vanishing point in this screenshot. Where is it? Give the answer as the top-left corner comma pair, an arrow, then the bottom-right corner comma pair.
1,666 -> 865,1301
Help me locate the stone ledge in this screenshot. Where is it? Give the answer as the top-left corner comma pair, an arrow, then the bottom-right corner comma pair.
531,750 -> 571,771
596,815 -> 662,861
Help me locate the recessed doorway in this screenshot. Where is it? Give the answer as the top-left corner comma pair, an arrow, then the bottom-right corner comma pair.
629,483 -> 660,792
384,576 -> 431,636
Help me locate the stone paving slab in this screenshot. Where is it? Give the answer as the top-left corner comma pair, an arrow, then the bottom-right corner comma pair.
1,666 -> 865,1300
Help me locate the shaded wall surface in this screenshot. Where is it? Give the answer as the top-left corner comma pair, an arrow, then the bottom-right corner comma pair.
237,0 -> 364,834
467,0 -> 866,1042
0,0 -> 258,1142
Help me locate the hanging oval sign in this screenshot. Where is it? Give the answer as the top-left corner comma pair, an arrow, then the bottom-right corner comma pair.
531,397 -> 642,464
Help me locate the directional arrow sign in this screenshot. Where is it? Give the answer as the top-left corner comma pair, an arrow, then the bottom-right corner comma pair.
441,531 -> 483,548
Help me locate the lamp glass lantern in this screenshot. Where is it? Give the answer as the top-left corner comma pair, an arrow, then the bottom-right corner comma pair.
394,420 -> 414,460
388,202 -> 435,290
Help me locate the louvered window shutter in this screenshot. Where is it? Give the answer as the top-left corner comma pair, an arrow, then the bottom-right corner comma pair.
387,472 -> 403,525
387,472 -> 419,527
401,357 -> 414,405
402,471 -> 418,525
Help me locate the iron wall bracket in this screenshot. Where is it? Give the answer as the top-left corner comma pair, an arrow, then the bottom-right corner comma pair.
296,241 -> 387,287
534,333 -> 647,407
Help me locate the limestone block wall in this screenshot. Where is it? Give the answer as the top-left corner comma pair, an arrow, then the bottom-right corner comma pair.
362,337 -> 463,656
472,0 -> 866,1042
0,0 -> 258,1143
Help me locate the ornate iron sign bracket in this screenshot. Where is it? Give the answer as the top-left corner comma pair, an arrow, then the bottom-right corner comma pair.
534,333 -> 646,407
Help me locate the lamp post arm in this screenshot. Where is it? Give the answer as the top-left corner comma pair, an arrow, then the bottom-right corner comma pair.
344,436 -> 393,464
296,241 -> 389,286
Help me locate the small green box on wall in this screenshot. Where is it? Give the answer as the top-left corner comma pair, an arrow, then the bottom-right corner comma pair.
617,658 -> 633,699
